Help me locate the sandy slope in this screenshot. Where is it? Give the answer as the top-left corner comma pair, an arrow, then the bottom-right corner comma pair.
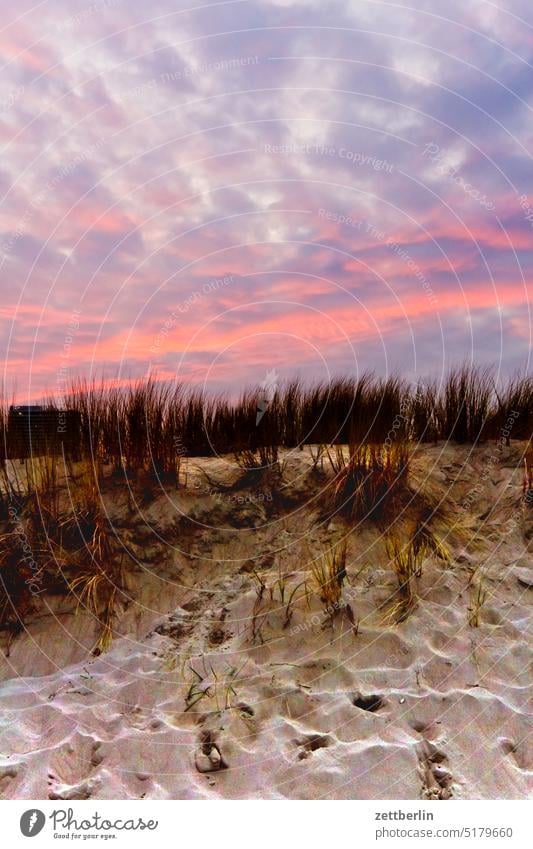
0,444 -> 531,800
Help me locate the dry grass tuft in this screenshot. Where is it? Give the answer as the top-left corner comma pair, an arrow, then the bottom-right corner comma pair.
58,466 -> 127,654
385,534 -> 420,621
385,517 -> 450,622
310,539 -> 347,612
0,529 -> 38,635
467,579 -> 487,627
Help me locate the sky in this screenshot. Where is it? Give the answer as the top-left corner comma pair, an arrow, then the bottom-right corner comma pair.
0,0 -> 532,401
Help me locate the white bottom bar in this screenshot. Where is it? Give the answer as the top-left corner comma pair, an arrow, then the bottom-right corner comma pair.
3,799 -> 531,848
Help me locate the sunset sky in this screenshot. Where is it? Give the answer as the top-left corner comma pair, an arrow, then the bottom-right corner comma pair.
1,0 -> 532,400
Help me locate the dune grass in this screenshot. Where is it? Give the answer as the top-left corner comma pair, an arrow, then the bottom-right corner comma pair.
329,442 -> 410,523
2,365 -> 531,471
384,508 -> 451,622
0,364 -> 530,646
385,534 -> 421,621
0,457 -> 129,653
494,372 -> 533,443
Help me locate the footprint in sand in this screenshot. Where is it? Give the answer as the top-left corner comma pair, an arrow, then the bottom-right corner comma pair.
90,741 -> 104,768
48,774 -> 101,800
47,735 -> 105,800
194,729 -> 228,773
417,740 -> 454,800
409,718 -> 441,739
0,764 -> 19,797
350,692 -> 385,713
208,625 -> 230,646
500,737 -> 531,771
295,733 -> 334,760
235,702 -> 254,718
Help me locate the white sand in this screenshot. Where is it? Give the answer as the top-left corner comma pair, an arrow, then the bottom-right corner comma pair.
0,444 -> 531,799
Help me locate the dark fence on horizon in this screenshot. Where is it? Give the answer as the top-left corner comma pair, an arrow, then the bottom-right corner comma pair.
3,406 -> 82,461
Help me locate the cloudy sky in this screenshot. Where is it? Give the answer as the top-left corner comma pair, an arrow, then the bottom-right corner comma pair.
1,0 -> 532,399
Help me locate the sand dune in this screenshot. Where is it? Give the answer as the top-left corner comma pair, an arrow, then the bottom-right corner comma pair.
0,444 -> 531,799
